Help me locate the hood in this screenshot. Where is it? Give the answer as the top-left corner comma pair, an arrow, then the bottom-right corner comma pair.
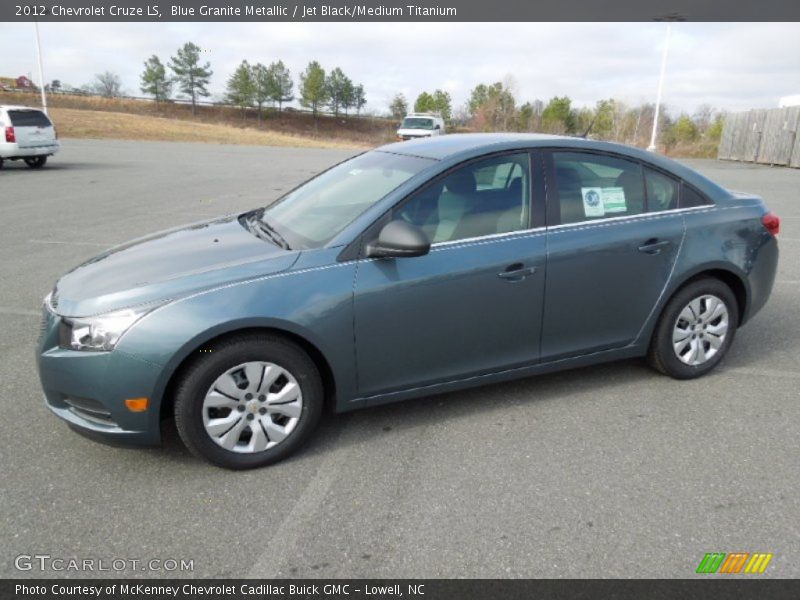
53,215 -> 299,317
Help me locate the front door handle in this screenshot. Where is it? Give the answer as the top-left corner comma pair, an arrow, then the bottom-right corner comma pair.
638,239 -> 671,255
498,263 -> 537,281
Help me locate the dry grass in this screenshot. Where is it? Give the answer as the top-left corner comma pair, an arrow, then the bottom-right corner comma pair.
0,90 -> 395,148
45,107 -> 366,149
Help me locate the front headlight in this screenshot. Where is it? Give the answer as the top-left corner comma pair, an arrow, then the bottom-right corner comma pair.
59,304 -> 161,352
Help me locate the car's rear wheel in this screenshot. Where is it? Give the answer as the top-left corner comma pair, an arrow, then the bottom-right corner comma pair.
648,278 -> 738,379
174,333 -> 323,469
25,156 -> 47,168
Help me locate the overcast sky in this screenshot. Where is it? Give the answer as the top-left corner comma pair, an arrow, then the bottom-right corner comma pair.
2,22 -> 799,115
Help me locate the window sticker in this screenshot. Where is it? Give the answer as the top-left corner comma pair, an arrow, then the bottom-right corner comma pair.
580,187 -> 627,217
581,187 -> 605,217
602,187 -> 627,213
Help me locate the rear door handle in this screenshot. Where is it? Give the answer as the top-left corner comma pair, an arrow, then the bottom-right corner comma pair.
638,239 -> 671,255
498,263 -> 537,281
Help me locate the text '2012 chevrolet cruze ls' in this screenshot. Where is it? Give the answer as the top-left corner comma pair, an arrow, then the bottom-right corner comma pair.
37,134 -> 779,469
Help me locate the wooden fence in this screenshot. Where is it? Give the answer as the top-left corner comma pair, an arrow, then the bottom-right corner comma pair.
718,106 -> 800,168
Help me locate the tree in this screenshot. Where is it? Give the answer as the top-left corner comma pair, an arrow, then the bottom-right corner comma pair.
49,79 -> 62,93
267,60 -> 293,112
431,89 -> 452,121
389,93 -> 407,120
693,104 -> 715,134
140,55 -> 172,102
252,63 -> 272,121
340,77 -> 355,116
169,42 -> 212,116
226,60 -> 256,119
541,96 -> 576,134
414,91 -> 436,113
707,113 -> 725,141
352,84 -> 367,116
325,67 -> 349,116
467,82 -> 515,131
92,71 -> 122,97
299,61 -> 328,118
671,115 -> 699,143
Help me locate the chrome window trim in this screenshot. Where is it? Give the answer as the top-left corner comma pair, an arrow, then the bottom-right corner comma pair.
431,226 -> 546,249
546,205 -> 711,231
427,205 -> 713,248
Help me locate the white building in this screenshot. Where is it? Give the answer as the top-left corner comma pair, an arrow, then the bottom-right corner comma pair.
778,95 -> 800,108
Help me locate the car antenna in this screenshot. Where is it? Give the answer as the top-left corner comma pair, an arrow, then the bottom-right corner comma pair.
579,115 -> 598,139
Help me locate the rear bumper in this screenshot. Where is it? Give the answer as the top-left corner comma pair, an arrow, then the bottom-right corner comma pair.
743,234 -> 779,324
0,142 -> 59,159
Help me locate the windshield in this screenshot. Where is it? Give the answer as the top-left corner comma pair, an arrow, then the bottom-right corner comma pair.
260,151 -> 435,249
401,117 -> 435,130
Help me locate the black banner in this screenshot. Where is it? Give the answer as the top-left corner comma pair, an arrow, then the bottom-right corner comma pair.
5,580 -> 800,600
3,0 -> 800,22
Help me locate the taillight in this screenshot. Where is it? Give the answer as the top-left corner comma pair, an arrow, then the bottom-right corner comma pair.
4,126 -> 14,143
762,212 -> 780,237
54,126 -> 58,140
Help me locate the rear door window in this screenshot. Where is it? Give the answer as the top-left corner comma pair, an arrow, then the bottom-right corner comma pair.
8,110 -> 52,127
644,168 -> 679,212
551,152 -> 645,225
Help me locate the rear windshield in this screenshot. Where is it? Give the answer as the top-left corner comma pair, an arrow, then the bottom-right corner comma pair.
8,110 -> 52,127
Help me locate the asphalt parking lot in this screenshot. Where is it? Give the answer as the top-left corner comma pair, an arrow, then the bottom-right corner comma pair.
1,139 -> 798,579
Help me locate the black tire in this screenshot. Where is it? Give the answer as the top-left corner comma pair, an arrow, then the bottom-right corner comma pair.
648,278 -> 739,379
25,156 -> 47,168
174,333 -> 323,469
0,158 -> 4,169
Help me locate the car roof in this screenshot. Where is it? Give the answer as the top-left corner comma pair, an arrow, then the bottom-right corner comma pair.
376,133 -> 730,200
0,105 -> 48,112
378,133 -> 570,160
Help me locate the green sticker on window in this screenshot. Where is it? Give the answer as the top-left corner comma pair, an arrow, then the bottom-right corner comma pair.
602,187 -> 627,213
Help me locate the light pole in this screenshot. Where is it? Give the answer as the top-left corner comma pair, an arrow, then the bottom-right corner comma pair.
34,21 -> 48,114
647,24 -> 671,152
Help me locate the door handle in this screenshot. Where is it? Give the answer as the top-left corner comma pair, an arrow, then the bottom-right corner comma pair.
638,239 -> 671,255
498,263 -> 537,281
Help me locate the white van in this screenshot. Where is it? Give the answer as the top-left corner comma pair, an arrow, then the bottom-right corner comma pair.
0,105 -> 59,169
396,112 -> 446,141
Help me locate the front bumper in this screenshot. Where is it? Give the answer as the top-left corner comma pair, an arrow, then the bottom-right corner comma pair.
36,307 -> 163,446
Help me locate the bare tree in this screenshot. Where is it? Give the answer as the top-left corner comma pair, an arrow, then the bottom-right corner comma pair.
92,71 -> 122,97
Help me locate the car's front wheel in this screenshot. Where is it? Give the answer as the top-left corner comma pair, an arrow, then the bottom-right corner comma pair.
174,333 -> 323,469
25,156 -> 47,168
648,278 -> 738,379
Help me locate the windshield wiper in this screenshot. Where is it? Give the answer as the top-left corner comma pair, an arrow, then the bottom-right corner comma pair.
249,215 -> 291,250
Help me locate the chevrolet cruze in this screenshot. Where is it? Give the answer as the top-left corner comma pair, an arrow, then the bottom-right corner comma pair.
37,134 -> 780,469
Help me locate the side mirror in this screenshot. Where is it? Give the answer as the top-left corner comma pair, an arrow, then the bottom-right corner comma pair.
434,124 -> 441,130
366,220 -> 430,259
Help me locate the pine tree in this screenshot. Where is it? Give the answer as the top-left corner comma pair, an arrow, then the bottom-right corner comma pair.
169,42 -> 212,116
140,55 -> 172,102
226,60 -> 256,120
299,61 -> 328,119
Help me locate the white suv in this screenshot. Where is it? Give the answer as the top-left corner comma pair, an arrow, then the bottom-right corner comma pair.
0,105 -> 59,169
396,112 -> 446,141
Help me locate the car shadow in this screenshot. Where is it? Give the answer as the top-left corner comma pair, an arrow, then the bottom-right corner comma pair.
0,161 -> 119,173
153,357 -> 658,467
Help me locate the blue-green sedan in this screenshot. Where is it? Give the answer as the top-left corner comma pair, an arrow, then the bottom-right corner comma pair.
37,134 -> 780,468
